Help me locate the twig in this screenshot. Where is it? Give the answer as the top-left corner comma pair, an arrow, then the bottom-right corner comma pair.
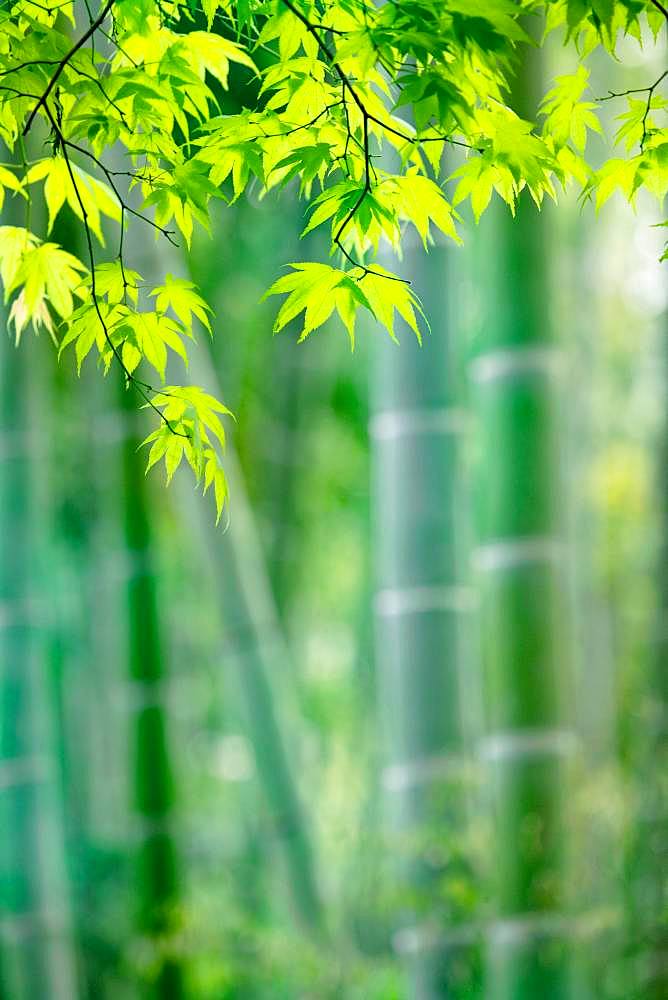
597,70 -> 668,151
23,0 -> 115,134
42,104 -> 188,438
279,0 -> 473,282
54,133 -> 179,244
649,0 -> 668,23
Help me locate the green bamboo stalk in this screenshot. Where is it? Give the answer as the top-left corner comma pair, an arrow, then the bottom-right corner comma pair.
136,206 -> 323,933
43,211 -> 128,999
559,185 -> 623,999
371,233 -> 479,998
634,313 -> 668,1000
0,324 -> 79,998
470,53 -> 576,1000
175,347 -> 325,935
118,381 -> 184,999
264,341 -> 305,620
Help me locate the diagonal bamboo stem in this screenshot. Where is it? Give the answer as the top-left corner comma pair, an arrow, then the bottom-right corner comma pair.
176,344 -> 326,935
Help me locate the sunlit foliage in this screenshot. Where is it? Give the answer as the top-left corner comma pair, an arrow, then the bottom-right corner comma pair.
0,0 -> 665,508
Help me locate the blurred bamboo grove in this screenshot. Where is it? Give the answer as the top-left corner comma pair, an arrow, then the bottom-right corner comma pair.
1,45 -> 668,1000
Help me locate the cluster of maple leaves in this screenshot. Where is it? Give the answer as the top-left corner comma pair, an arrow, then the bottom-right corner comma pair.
0,0 -> 665,515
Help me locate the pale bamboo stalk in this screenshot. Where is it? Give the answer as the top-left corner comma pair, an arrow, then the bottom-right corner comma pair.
470,50 -> 577,1000
371,232 -> 479,998
0,318 -> 79,999
175,345 -> 325,935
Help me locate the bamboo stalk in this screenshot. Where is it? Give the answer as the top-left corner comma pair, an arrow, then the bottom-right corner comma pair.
371,233 -> 479,998
118,382 -> 185,999
175,346 -> 325,935
470,51 -> 577,994
633,310 -> 668,1000
0,322 -> 79,998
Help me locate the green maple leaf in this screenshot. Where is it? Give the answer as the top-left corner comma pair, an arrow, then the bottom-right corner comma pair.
150,273 -> 212,331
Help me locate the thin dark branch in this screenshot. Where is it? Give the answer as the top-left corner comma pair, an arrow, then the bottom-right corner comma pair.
596,70 -> 667,103
98,26 -> 140,67
279,0 -> 470,283
596,70 -> 668,151
0,50 -> 131,125
0,57 -> 61,79
55,134 -> 179,244
0,84 -> 41,100
42,103 -> 188,439
69,65 -> 129,125
280,1 -> 478,150
649,0 -> 668,22
254,101 -> 343,140
23,0 -> 115,134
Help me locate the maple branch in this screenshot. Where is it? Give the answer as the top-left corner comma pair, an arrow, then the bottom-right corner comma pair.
278,0 -> 412,282
277,0 -> 479,281
42,104 -> 189,440
55,134 -> 179,244
597,70 -> 668,151
98,25 -> 140,67
23,0 -> 116,135
648,0 -> 668,23
255,101 -> 344,140
0,57 -> 62,78
280,0 -> 479,149
68,65 -> 129,126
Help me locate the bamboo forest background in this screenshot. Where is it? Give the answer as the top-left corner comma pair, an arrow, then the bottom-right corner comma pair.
1,33 -> 667,1000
